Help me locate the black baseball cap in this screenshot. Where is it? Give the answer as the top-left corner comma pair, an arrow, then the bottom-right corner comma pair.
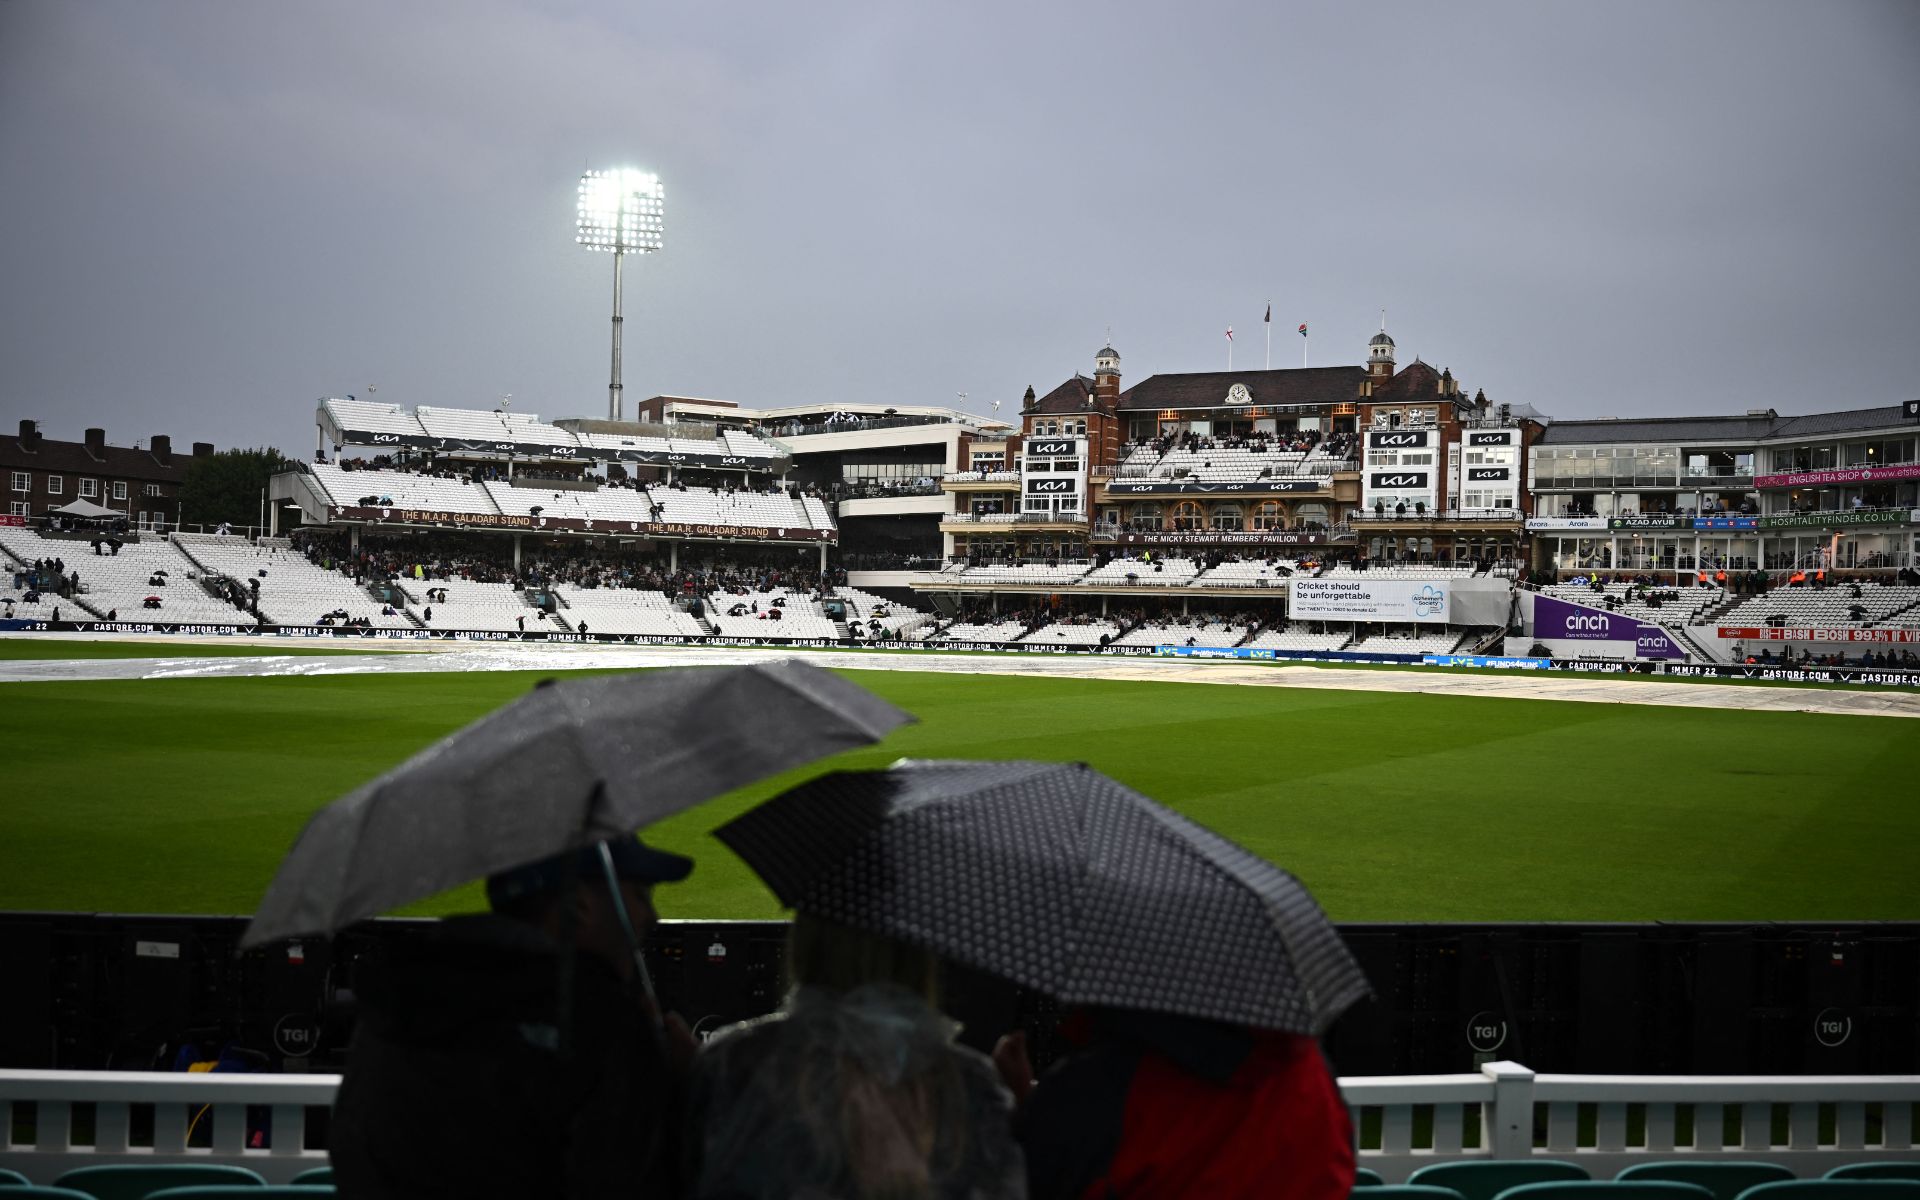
486,836 -> 693,909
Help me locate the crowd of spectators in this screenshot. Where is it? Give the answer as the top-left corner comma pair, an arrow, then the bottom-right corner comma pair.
1129,426 -> 1353,459
291,529 -> 846,602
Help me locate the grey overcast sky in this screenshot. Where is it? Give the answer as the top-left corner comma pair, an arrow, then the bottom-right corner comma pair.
2,0 -> 1917,453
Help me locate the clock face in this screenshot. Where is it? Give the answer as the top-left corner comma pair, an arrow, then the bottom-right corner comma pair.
1226,383 -> 1252,405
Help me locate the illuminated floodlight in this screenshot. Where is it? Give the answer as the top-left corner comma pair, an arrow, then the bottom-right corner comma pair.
575,167 -> 665,420
576,168 -> 665,253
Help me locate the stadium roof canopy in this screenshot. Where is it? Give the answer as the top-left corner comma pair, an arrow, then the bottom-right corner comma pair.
1537,405 -> 1917,446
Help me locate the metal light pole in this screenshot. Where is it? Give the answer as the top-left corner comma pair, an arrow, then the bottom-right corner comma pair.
576,169 -> 665,422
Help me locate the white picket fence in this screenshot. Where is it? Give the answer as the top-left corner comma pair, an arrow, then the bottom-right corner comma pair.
1,1061 -> 1915,1185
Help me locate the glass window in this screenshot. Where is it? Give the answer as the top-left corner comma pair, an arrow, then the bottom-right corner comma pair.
112,481 -> 128,500
8,501 -> 27,517
1208,504 -> 1243,531
1251,501 -> 1284,530
145,483 -> 162,497
79,478 -> 98,498
1171,501 -> 1204,530
9,471 -> 26,492
46,475 -> 62,495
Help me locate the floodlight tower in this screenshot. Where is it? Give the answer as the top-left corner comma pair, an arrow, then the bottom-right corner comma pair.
576,168 -> 665,421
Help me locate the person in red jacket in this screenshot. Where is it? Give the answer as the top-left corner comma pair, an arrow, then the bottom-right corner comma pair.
995,1007 -> 1354,1200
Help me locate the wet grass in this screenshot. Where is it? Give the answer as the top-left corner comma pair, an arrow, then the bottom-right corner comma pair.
1,666 -> 1914,923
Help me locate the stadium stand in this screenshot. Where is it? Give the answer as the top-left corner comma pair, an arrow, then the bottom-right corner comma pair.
705,589 -> 838,640
1242,622 -> 1356,652
320,397 -> 428,440
1353,628 -> 1474,656
1193,558 -> 1295,587
1322,562 -> 1480,579
1540,582 -> 1728,628
498,411 -> 582,446
1080,556 -> 1204,586
415,405 -> 518,443
576,430 -> 675,456
478,483 -> 599,524
310,464 -> 500,515
929,619 -> 1033,643
1026,616 -> 1125,646
177,534 -> 413,628
834,586 -> 934,638
720,429 -> 781,459
400,578 -> 540,632
1110,431 -> 1356,483
1715,583 -> 1920,630
0,528 -> 252,624
945,562 -> 1093,586
648,485 -> 824,532
549,585 -> 707,637
1112,618 -> 1253,647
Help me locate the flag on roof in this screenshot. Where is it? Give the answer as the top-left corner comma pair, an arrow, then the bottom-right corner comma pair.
1225,326 -> 1234,341
1298,323 -> 1309,337
1264,304 -> 1271,324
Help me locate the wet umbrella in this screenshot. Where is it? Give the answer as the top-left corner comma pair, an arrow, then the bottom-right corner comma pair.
242,659 -> 914,950
714,759 -> 1369,1034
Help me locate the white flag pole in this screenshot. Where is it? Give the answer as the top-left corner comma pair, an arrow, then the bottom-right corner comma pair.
1303,326 -> 1309,369
1226,326 -> 1233,371
1265,303 -> 1272,370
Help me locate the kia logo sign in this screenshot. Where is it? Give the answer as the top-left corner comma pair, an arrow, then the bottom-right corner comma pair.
1370,473 -> 1428,488
1026,478 -> 1072,494
1468,432 -> 1513,446
371,434 -> 401,443
1027,440 -> 1075,456
1468,468 -> 1510,481
1369,431 -> 1427,448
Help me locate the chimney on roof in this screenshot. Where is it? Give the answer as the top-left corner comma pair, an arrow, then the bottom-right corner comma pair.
17,419 -> 40,450
192,442 -> 215,457
85,427 -> 106,458
150,435 -> 172,463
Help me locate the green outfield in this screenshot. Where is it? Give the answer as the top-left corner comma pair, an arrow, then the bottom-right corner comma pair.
1,664 -> 1914,923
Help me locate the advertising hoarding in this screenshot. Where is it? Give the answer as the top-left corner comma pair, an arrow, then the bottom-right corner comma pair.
1532,593 -> 1685,660
1289,576 -> 1452,624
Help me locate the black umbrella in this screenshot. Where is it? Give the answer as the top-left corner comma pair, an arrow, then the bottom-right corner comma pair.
242,660 -> 914,949
714,759 -> 1368,1034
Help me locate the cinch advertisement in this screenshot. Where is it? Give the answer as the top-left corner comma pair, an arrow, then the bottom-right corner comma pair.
1289,577 -> 1452,624
1533,594 -> 1685,660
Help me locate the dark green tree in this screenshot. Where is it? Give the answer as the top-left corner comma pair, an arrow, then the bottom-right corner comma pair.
179,447 -> 292,530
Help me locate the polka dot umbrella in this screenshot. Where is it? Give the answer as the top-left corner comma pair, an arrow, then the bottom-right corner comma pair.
714,759 -> 1369,1034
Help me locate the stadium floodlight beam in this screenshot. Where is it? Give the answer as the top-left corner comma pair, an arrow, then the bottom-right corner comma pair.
576,168 -> 665,422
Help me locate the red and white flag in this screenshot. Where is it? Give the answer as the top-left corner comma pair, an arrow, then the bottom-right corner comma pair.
1224,326 -> 1234,342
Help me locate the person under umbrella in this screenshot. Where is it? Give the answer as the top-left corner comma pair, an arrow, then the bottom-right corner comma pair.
713,758 -> 1369,1200
329,835 -> 696,1200
241,662 -> 913,1198
684,913 -> 1026,1200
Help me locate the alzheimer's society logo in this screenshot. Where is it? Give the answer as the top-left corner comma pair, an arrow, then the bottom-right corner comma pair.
1413,585 -> 1446,617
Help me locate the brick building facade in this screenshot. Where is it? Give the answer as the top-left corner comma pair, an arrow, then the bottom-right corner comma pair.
2,421 -> 214,529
